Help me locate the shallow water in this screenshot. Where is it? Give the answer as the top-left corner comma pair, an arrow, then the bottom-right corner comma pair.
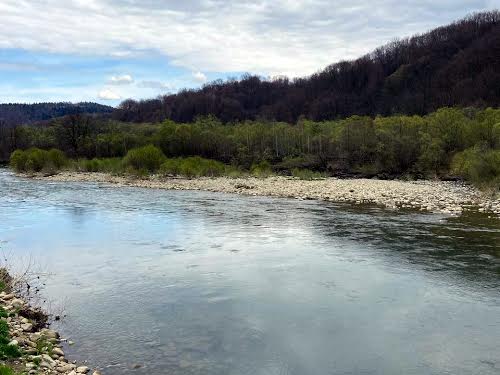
0,169 -> 499,375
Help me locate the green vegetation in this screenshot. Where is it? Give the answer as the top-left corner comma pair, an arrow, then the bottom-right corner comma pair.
123,145 -> 165,173
291,168 -> 324,180
160,157 -> 232,178
6,107 -> 500,189
10,148 -> 67,173
0,365 -> 18,375
0,320 -> 21,359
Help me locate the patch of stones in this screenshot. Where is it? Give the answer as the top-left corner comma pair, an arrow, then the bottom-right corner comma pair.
0,291 -> 101,375
36,172 -> 500,217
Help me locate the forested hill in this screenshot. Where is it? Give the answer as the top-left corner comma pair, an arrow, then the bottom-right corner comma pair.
0,102 -> 113,127
114,11 -> 500,124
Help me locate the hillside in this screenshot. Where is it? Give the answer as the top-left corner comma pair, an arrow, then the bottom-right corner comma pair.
0,102 -> 113,127
113,11 -> 500,124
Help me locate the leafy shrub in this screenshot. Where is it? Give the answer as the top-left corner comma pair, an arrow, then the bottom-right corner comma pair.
123,145 -> 165,173
10,148 -> 67,173
291,168 -> 324,180
159,159 -> 181,176
251,160 -> 273,177
451,146 -> 500,187
160,157 -> 227,178
9,150 -> 28,172
47,149 -> 68,169
74,158 -> 123,174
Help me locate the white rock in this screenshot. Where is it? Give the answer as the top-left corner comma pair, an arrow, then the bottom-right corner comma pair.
21,322 -> 33,331
77,366 -> 90,373
52,347 -> 64,356
11,298 -> 25,308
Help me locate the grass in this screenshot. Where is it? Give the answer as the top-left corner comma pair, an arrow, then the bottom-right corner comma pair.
35,336 -> 54,356
291,168 -> 325,180
0,321 -> 21,359
160,156 -> 235,178
0,365 -> 18,375
72,157 -> 123,174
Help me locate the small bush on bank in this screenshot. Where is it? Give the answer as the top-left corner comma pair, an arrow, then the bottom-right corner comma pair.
123,145 -> 165,173
73,158 -> 123,174
160,157 -> 228,178
291,168 -> 325,180
451,146 -> 500,188
9,148 -> 67,173
251,160 -> 273,177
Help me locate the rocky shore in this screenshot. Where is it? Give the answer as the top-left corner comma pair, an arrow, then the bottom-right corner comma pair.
0,288 -> 99,375
33,172 -> 499,216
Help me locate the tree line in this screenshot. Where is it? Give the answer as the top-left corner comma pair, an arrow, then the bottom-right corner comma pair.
0,102 -> 113,127
3,107 -> 500,187
113,11 -> 500,124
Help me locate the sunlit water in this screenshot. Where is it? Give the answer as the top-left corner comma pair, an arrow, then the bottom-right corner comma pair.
0,169 -> 499,375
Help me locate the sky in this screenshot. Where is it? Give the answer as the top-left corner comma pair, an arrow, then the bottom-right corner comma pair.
0,0 -> 498,106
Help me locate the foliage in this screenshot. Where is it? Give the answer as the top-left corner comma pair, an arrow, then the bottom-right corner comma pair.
251,161 -> 273,178
451,146 -> 500,187
0,365 -> 18,375
73,158 -> 123,174
9,148 -> 67,173
123,145 -> 165,173
291,168 -> 324,180
0,320 -> 21,359
160,157 -> 230,178
6,106 -> 500,189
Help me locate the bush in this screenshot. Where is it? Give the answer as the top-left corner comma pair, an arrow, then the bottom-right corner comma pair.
74,158 -> 123,174
123,145 -> 165,173
291,168 -> 324,180
9,150 -> 28,172
9,148 -> 67,173
160,157 -> 227,178
251,160 -> 273,177
159,159 -> 181,176
451,146 -> 500,187
47,149 -> 68,169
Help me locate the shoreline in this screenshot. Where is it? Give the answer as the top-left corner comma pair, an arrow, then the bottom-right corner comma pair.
0,274 -> 99,375
30,171 -> 500,216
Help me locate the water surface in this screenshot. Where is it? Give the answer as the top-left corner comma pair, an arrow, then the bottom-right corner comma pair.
0,170 -> 499,375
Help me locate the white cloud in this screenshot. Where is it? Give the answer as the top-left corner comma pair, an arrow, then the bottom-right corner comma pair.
0,1 -> 493,77
108,74 -> 134,85
192,71 -> 207,83
137,80 -> 173,90
98,88 -> 121,100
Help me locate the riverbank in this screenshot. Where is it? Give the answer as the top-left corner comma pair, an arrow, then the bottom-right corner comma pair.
0,271 -> 99,375
31,172 -> 500,216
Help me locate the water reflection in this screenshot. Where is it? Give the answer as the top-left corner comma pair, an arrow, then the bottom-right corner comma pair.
0,170 -> 499,375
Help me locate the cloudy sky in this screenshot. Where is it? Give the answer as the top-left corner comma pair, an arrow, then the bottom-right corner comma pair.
0,0 -> 497,106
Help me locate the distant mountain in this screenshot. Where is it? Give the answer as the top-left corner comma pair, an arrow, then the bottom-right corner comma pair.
0,102 -> 114,127
114,11 -> 500,124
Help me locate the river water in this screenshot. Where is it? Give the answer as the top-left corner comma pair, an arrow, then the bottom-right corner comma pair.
0,170 -> 499,375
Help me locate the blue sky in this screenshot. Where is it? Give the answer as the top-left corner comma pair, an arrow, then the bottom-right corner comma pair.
0,0 -> 497,106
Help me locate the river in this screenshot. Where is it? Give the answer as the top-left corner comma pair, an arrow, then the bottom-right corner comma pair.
0,170 -> 499,375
